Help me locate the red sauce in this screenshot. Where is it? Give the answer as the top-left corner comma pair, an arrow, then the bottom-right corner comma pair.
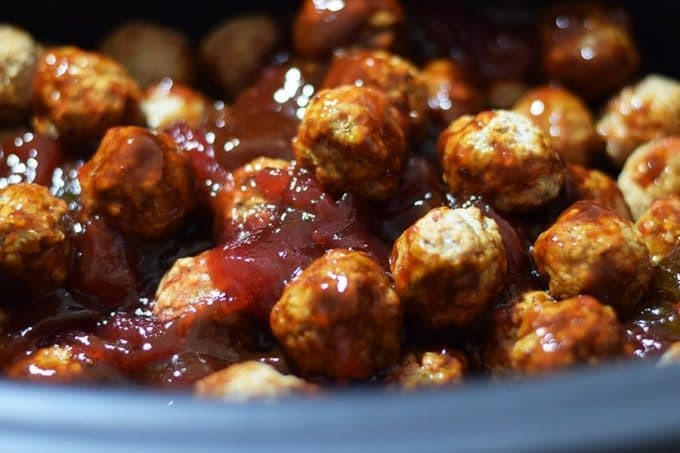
0,130 -> 64,188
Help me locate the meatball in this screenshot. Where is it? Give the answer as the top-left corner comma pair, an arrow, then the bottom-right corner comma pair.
390,206 -> 507,328
388,348 -> 467,390
539,3 -> 639,99
484,292 -> 627,375
533,200 -> 652,315
0,25 -> 40,124
597,75 -> 680,166
32,47 -> 142,147
270,249 -> 403,380
79,126 -> 195,239
486,79 -> 528,110
0,183 -> 69,295
422,59 -> 484,125
618,137 -> 680,220
566,164 -> 632,220
636,197 -> 680,265
195,361 -> 316,401
100,21 -> 195,87
437,110 -> 565,212
293,0 -> 403,59
141,78 -> 210,129
292,85 -> 406,201
322,49 -> 428,135
200,15 -> 279,99
513,86 -> 599,166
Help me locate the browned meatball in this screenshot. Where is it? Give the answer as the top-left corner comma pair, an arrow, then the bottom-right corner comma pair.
79,126 -> 195,239
32,47 -> 142,146
293,0 -> 403,59
513,86 -> 599,166
485,79 -> 528,110
100,21 -> 195,88
597,75 -> 680,166
141,78 -> 210,129
0,183 -> 69,295
388,348 -> 467,390
422,59 -> 484,125
438,110 -> 565,212
533,200 -> 651,314
322,49 -> 428,134
636,197 -> 680,265
566,164 -> 632,220
484,291 -> 627,375
390,206 -> 507,328
539,3 -> 639,99
270,249 -> 403,380
0,25 -> 40,124
200,15 -> 279,99
292,85 -> 406,201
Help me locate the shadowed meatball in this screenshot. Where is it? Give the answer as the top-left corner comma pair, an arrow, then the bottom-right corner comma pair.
270,249 -> 403,380
0,25 -> 40,124
438,110 -> 565,212
636,197 -> 680,265
533,200 -> 651,314
293,85 -> 406,201
566,164 -> 632,220
390,206 -> 507,328
422,59 -> 484,125
388,348 -> 467,390
141,78 -> 210,129
79,126 -> 195,238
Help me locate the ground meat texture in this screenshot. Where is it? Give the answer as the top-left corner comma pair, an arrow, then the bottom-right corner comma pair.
32,47 -> 142,147
422,59 -> 484,125
636,197 -> 680,266
597,75 -> 680,167
0,25 -> 40,124
387,348 -> 467,390
100,21 -> 195,88
293,0 -> 403,60
566,164 -> 632,221
200,15 -> 279,99
292,85 -> 406,201
270,249 -> 403,381
618,137 -> 680,220
390,206 -> 507,329
437,110 -> 565,212
79,126 -> 195,239
0,183 -> 69,296
513,86 -> 599,166
141,78 -> 210,129
322,49 -> 428,135
533,200 -> 652,315
538,3 -> 639,100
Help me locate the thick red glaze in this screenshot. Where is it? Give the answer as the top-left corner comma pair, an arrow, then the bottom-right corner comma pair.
0,130 -> 64,188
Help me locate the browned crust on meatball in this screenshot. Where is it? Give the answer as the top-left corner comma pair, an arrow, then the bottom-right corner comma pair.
0,25 -> 40,124
636,197 -> 680,265
388,348 -> 467,390
566,163 -> 632,220
141,79 -> 211,129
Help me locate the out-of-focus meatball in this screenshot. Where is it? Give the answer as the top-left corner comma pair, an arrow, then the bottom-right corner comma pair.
292,85 -> 406,201
32,47 -> 142,147
390,206 -> 506,328
100,21 -> 195,88
539,3 -> 639,99
437,110 -> 565,212
486,79 -> 528,110
293,0 -> 403,59
597,75 -> 680,166
484,292 -> 627,375
636,197 -> 680,265
195,361 -> 316,401
141,78 -> 210,129
566,164 -> 632,220
200,15 -> 279,99
513,86 -> 599,166
658,342 -> 680,367
422,59 -> 484,125
0,25 -> 40,124
618,137 -> 680,220
322,49 -> 428,134
388,348 -> 467,390
79,126 -> 195,239
270,249 -> 403,380
533,200 -> 651,314
0,183 -> 69,295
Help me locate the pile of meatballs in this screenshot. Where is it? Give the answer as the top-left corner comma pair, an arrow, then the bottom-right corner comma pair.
0,0 -> 678,401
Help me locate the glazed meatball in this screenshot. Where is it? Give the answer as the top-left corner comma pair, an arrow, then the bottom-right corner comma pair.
292,85 -> 406,201
636,197 -> 680,265
200,15 -> 279,99
566,164 -> 632,220
597,75 -> 680,166
32,47 -> 142,146
539,3 -> 639,99
388,348 -> 467,390
422,59 -> 484,125
618,137 -> 680,220
437,110 -> 565,212
270,249 -> 403,380
100,21 -> 195,87
293,0 -> 403,59
0,25 -> 40,124
533,200 -> 652,314
195,361 -> 316,401
390,206 -> 507,328
141,78 -> 210,129
0,183 -> 69,295
79,126 -> 195,239
513,86 -> 599,166
322,49 -> 428,134
484,292 -> 627,375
